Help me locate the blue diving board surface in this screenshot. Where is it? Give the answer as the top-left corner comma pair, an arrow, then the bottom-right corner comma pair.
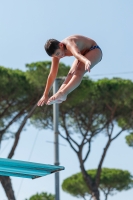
0,158 -> 65,179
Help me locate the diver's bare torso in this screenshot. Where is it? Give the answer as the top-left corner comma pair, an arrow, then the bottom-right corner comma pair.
61,35 -> 97,57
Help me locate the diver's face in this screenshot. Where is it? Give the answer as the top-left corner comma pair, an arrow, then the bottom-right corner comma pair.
52,43 -> 65,59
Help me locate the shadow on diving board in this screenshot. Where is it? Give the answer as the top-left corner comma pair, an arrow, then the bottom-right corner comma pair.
0,158 -> 65,179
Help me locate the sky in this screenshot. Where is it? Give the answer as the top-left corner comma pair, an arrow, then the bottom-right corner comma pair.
0,0 -> 133,200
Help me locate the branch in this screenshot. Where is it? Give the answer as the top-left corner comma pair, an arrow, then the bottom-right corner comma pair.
99,187 -> 109,200
82,120 -> 110,163
0,103 -> 12,118
89,118 -> 111,141
96,134 -> 111,186
111,128 -> 125,141
105,103 -> 113,112
79,158 -> 94,193
59,130 -> 67,140
60,127 -> 78,153
0,104 -> 30,139
61,115 -> 79,153
83,139 -> 91,163
96,125 -> 125,186
8,104 -> 37,158
75,115 -> 84,137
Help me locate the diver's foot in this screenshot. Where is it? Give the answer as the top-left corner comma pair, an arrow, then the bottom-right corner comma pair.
47,91 -> 67,105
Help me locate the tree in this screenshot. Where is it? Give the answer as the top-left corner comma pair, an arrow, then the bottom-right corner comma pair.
0,65 -> 42,200
30,63 -> 133,200
25,192 -> 55,200
62,168 -> 133,200
58,78 -> 133,200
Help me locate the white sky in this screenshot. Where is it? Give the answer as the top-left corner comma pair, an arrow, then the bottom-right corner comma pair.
0,1 -> 133,200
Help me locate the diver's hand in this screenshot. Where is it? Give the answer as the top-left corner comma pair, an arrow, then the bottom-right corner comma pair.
37,95 -> 48,106
85,60 -> 91,72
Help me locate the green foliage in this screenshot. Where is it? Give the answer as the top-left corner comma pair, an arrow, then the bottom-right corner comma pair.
99,168 -> 133,191
97,78 -> 133,129
0,66 -> 29,100
62,168 -> 133,199
25,192 -> 55,200
62,172 -> 90,199
0,65 -> 41,141
125,132 -> 133,147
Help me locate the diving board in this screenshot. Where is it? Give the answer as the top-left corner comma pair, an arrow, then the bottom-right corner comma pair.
0,158 -> 65,179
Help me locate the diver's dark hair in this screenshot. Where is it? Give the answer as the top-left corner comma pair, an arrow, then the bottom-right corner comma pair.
44,39 -> 60,56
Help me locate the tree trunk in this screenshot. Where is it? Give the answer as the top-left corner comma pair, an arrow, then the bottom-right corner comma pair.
0,176 -> 16,200
79,160 -> 100,200
0,104 -> 37,200
91,187 -> 100,200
